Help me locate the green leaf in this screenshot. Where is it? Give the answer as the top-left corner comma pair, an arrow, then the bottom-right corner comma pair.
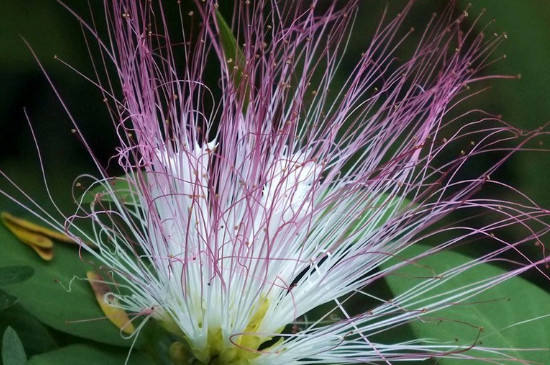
0,289 -> 19,311
80,175 -> 141,206
318,192 -> 412,242
2,326 -> 27,365
28,343 -> 155,365
140,321 -> 179,365
0,223 -> 134,347
0,266 -> 34,286
352,193 -> 411,232
215,9 -> 249,109
383,245 -> 550,363
0,304 -> 57,357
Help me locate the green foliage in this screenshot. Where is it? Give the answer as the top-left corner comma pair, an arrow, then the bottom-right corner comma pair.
27,344 -> 155,365
215,9 -> 249,109
140,321 -> 178,365
80,174 -> 142,206
0,305 -> 57,357
0,223 -> 133,347
2,327 -> 27,365
0,266 -> 34,286
0,290 -> 19,312
351,193 -> 412,233
383,245 -> 550,363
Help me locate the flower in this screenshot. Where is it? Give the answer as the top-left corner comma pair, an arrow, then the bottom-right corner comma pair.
13,0 -> 550,364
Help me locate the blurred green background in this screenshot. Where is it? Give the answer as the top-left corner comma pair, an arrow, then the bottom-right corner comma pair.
0,1 -> 549,246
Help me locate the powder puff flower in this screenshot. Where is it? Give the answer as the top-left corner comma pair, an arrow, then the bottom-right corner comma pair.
5,0 -> 549,364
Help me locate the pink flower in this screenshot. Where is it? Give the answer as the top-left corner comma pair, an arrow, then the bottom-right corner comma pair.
17,1 -> 550,363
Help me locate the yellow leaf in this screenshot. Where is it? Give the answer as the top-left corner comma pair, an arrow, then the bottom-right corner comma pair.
0,212 -> 97,257
86,271 -> 135,335
1,212 -> 54,261
26,243 -> 54,261
1,212 -> 75,243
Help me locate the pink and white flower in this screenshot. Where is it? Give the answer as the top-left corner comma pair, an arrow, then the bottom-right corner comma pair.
11,1 -> 550,363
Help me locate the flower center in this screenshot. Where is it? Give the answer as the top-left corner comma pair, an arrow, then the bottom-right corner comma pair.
164,297 -> 283,364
